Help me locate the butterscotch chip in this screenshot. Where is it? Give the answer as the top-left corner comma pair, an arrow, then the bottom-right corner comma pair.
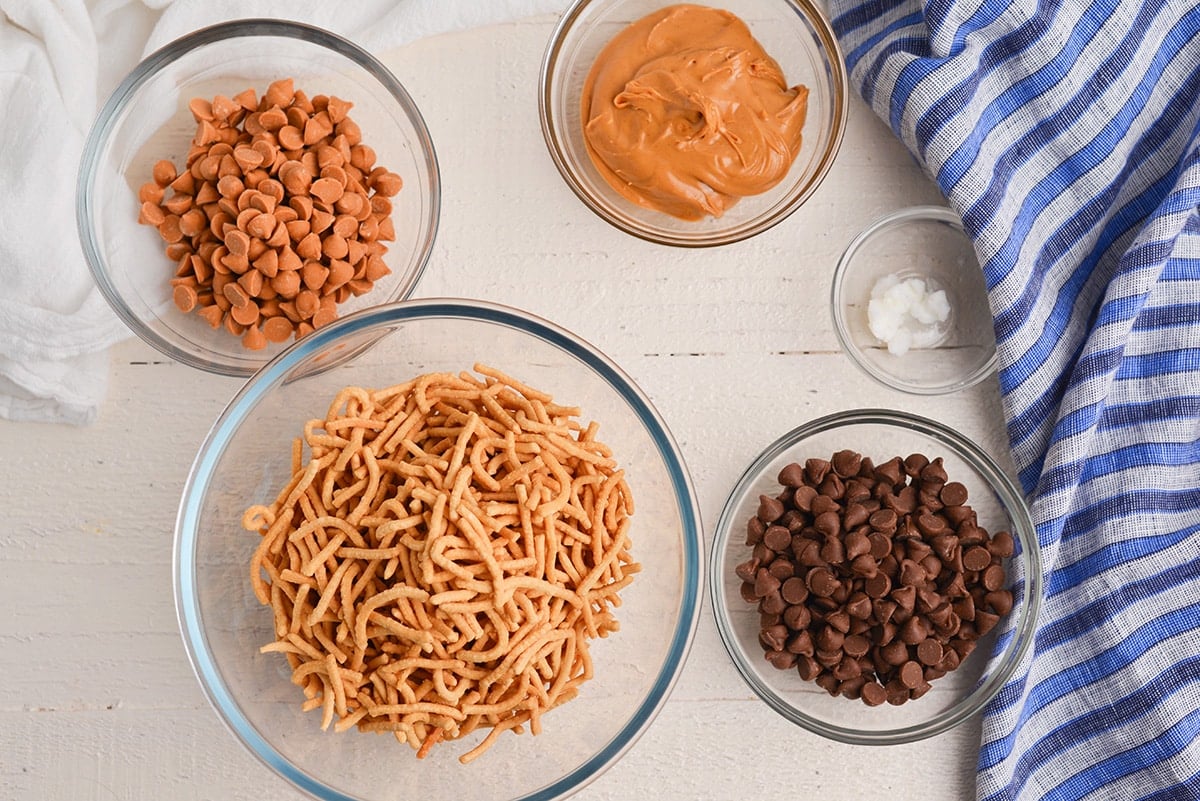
278,125 -> 304,151
277,246 -> 302,273
364,257 -> 390,282
162,193 -> 192,215
303,113 -> 334,145
258,106 -> 288,131
241,324 -> 267,350
139,201 -> 165,226
139,182 -> 165,204
296,232 -> 322,260
357,216 -> 379,240
372,172 -> 403,196
198,304 -> 224,328
301,261 -> 329,290
223,282 -> 251,308
321,234 -> 348,260
157,215 -> 184,243
263,77 -> 294,108
347,278 -> 374,296
211,94 -> 239,120
311,307 -> 337,328
332,214 -> 358,238
230,300 -> 260,327
271,270 -> 301,298
237,269 -> 263,299
179,209 -> 207,237
172,284 -> 198,312
152,159 -> 177,186
223,253 -> 250,274
376,217 -> 396,241
233,146 -> 264,172
349,144 -> 376,172
295,289 -> 320,319
261,315 -> 294,343
139,80 -> 402,351
310,209 -> 334,233
253,249 -> 279,278
310,177 -> 344,205
327,259 -> 354,288
246,212 -> 275,240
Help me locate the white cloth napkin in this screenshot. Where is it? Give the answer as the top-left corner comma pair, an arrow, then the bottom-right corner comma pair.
0,0 -> 563,425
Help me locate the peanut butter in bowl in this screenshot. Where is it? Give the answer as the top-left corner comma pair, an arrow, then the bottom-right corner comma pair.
581,4 -> 809,221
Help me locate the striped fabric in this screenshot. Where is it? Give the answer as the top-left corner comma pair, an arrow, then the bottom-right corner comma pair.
828,0 -> 1200,797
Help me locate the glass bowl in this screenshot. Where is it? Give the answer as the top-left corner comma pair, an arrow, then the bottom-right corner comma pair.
710,409 -> 1041,745
831,206 -> 998,394
77,19 -> 440,376
539,0 -> 847,247
174,298 -> 704,800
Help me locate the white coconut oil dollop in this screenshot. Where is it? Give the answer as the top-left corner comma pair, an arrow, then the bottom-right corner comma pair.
866,274 -> 951,356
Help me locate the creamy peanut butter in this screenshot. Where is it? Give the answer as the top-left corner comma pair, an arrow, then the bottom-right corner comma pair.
581,4 -> 809,221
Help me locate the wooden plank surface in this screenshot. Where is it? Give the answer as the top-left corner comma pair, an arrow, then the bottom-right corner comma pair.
0,15 -> 1012,801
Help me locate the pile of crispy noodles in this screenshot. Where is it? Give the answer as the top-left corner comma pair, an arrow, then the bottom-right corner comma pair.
243,364 -> 638,763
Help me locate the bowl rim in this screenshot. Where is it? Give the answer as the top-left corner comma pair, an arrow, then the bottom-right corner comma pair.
173,297 -> 706,800
538,0 -> 849,248
708,407 -> 1043,745
76,18 -> 441,378
830,205 -> 1000,395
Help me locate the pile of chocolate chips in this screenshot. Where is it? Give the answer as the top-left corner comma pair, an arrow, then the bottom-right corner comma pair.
735,450 -> 1015,706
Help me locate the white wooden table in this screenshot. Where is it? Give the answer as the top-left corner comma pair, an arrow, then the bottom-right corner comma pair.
0,16 -> 1016,801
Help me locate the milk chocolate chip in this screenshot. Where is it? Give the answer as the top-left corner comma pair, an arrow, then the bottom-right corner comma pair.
735,449 -> 1014,707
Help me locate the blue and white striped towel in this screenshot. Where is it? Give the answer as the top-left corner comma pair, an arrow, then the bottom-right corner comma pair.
829,0 -> 1200,797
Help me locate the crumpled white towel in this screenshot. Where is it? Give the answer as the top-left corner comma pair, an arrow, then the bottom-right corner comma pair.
0,0 -> 563,425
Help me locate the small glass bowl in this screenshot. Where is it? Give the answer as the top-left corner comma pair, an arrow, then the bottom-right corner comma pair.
77,19 -> 440,376
710,409 -> 1041,745
831,206 -> 998,394
175,298 -> 704,800
539,0 -> 847,247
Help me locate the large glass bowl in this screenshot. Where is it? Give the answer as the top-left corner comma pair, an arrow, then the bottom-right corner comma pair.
710,409 -> 1041,744
540,0 -> 847,247
174,299 -> 703,800
77,19 -> 440,376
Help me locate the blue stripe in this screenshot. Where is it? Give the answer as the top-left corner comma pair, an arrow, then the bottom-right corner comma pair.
855,35 -> 929,109
985,655 -> 1200,801
1133,302 -> 1200,332
922,0 -> 995,56
980,597 -> 1200,771
1060,380 -> 1198,445
1115,347 -> 1200,380
1097,395 -> 1200,430
1060,489 -> 1200,544
1036,440 -> 1200,499
1045,529 -> 1200,598
1044,707 -> 1200,800
842,12 -> 925,75
830,0 -> 907,38
1134,769 -> 1200,801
